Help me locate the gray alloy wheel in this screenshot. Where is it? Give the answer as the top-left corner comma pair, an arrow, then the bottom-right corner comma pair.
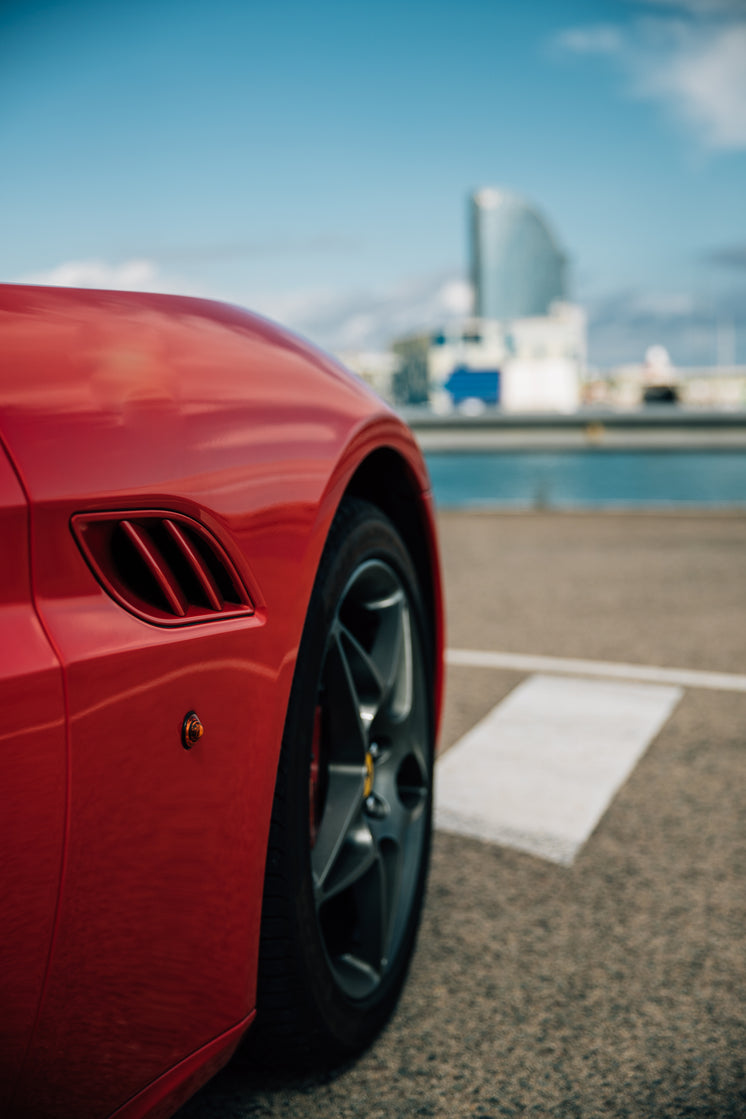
310,556 -> 430,1001
251,497 -> 434,1069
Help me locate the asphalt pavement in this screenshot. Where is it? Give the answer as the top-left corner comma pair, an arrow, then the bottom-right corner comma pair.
179,510 -> 746,1119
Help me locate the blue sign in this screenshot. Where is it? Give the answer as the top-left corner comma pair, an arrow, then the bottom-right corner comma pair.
444,366 -> 500,405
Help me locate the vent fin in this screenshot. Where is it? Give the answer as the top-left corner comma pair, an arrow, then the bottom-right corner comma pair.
120,520 -> 188,617
72,510 -> 255,627
163,518 -> 223,611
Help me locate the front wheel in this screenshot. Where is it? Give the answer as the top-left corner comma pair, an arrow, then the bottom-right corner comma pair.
253,498 -> 435,1068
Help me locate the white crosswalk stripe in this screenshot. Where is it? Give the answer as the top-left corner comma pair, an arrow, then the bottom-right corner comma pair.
436,673 -> 682,865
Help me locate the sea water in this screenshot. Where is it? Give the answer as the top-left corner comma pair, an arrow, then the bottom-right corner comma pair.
424,450 -> 746,509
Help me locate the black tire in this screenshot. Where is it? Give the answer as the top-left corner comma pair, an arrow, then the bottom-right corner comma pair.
252,497 -> 435,1069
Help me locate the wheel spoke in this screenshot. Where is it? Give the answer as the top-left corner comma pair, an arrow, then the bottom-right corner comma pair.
337,623 -> 386,726
349,853 -> 387,971
365,591 -> 405,686
311,765 -> 367,890
331,954 -> 381,1000
323,630 -> 369,764
369,615 -> 415,745
323,852 -> 388,998
314,808 -> 379,903
384,599 -> 413,721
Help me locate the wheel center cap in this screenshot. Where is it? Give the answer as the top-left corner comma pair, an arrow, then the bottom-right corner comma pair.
363,751 -> 375,799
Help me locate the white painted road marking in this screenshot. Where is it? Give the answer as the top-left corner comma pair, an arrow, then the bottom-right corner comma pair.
446,648 -> 746,694
436,674 -> 682,865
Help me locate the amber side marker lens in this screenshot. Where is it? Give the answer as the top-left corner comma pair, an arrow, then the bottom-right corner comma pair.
182,712 -> 204,749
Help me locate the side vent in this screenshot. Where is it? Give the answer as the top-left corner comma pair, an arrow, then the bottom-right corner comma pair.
72,510 -> 255,626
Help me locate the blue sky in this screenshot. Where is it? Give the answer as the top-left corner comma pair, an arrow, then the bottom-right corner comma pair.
2,0 -> 746,366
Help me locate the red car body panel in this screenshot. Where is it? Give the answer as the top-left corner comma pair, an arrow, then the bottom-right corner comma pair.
0,285 -> 443,1119
0,447 -> 68,1106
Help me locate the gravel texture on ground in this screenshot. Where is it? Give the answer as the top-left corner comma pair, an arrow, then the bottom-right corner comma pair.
178,511 -> 746,1119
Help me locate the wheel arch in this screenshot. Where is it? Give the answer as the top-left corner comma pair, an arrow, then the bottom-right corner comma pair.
343,446 -> 445,739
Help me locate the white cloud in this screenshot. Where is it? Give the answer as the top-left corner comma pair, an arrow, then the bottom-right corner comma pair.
641,24 -> 746,148
590,287 -> 708,323
15,256 -> 742,364
21,258 -> 154,289
17,257 -> 201,294
242,273 -> 474,352
554,25 -> 624,55
440,278 -> 474,316
18,256 -> 474,355
153,234 -> 359,266
637,1 -> 745,14
555,7 -> 746,150
630,291 -> 699,317
586,284 -> 746,365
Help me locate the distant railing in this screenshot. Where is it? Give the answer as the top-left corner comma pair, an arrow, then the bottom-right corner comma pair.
399,406 -> 746,451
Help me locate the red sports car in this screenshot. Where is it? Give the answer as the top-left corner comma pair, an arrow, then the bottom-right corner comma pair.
0,284 -> 444,1119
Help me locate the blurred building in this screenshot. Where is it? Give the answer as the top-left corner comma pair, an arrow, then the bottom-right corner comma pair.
470,188 -> 566,320
390,334 -> 431,405
501,303 -> 585,411
584,352 -> 746,409
427,303 -> 585,413
681,370 -> 746,409
428,319 -> 506,409
338,350 -> 399,401
388,188 -> 585,411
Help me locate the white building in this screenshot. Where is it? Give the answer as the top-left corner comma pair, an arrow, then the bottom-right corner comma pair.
427,302 -> 586,413
502,303 -> 585,411
588,354 -> 746,409
428,319 -> 507,411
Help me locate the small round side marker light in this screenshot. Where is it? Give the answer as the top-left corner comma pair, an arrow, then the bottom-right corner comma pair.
182,712 -> 204,750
